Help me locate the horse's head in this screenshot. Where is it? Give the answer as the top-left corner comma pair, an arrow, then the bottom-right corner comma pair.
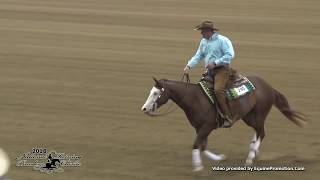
141,77 -> 171,115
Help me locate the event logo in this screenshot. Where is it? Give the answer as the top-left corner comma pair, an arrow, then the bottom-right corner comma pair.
15,148 -> 82,174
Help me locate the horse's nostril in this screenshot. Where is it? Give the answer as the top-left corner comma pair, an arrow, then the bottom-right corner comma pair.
142,108 -> 146,112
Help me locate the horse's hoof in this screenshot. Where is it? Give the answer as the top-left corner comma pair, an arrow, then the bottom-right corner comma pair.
245,159 -> 253,166
218,154 -> 226,161
193,165 -> 204,172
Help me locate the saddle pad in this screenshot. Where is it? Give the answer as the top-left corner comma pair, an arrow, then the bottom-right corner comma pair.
198,75 -> 255,102
226,76 -> 255,100
198,80 -> 215,104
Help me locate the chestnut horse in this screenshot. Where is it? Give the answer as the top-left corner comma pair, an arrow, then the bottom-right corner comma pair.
141,75 -> 307,171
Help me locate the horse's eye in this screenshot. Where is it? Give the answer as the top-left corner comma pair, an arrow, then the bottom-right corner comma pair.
153,92 -> 158,96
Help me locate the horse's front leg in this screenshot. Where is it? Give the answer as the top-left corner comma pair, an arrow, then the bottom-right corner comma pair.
201,138 -> 226,161
192,124 -> 223,171
192,136 -> 204,172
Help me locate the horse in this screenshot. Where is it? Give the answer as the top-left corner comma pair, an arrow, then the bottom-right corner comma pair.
141,75 -> 307,171
43,154 -> 61,170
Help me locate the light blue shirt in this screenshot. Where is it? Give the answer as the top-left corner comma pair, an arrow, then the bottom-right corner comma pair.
187,33 -> 235,69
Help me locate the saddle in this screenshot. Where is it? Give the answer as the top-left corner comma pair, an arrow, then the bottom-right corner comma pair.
198,67 -> 255,128
198,68 -> 255,104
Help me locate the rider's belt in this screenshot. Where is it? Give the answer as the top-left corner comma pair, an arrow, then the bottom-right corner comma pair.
213,64 -> 229,70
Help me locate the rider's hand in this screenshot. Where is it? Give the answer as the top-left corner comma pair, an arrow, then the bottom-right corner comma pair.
184,66 -> 190,74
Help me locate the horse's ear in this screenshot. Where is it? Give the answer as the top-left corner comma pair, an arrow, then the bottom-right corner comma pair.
152,77 -> 162,88
152,77 -> 157,82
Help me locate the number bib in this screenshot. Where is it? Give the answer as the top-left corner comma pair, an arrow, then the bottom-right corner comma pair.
234,85 -> 249,96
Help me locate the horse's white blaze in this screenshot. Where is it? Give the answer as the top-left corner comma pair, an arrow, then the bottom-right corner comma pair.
0,148 -> 10,177
141,86 -> 161,112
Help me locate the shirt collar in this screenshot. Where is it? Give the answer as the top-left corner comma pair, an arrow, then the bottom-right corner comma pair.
209,33 -> 218,41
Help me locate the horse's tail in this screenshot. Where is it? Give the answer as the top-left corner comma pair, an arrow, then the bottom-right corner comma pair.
273,88 -> 308,127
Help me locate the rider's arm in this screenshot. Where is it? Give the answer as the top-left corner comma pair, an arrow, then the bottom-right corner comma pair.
186,40 -> 204,69
214,37 -> 235,66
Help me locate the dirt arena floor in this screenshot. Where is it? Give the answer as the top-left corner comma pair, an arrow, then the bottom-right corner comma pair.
0,0 -> 319,179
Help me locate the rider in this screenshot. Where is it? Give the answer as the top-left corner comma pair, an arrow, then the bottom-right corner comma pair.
183,20 -> 235,128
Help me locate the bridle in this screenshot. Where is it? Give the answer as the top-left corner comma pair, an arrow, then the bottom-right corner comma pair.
147,73 -> 190,117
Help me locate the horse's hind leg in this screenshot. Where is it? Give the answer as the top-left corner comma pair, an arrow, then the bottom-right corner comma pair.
245,132 -> 263,165
242,110 -> 267,165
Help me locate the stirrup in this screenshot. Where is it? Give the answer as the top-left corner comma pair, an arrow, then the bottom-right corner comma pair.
222,120 -> 232,128
221,116 -> 233,128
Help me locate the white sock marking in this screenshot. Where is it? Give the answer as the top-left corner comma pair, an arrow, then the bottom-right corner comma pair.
192,149 -> 203,171
204,150 -> 224,161
247,134 -> 261,163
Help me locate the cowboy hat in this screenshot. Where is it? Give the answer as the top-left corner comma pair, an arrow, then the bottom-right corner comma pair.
194,20 -> 219,31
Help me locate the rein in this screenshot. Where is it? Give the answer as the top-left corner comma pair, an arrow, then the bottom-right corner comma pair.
148,73 -> 190,117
